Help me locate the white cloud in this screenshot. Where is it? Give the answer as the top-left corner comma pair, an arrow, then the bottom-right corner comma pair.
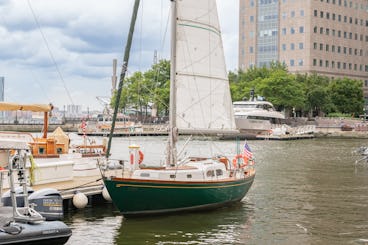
0,0 -> 238,111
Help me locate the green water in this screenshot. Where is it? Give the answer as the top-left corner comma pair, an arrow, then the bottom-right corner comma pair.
64,137 -> 368,244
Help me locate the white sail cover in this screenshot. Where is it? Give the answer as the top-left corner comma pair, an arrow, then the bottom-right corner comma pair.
175,0 -> 236,133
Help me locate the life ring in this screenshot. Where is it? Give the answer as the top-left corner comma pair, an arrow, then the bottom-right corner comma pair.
130,150 -> 144,164
138,150 -> 144,164
232,154 -> 243,169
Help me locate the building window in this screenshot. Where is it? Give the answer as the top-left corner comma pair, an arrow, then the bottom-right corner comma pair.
250,47 -> 254,53
314,42 -> 317,49
282,28 -> 287,35
291,27 -> 295,34
298,59 -> 303,66
332,29 -> 335,36
326,28 -> 330,35
290,59 -> 295,66
291,11 -> 295,17
343,63 -> 346,69
332,45 -> 335,52
320,11 -> 324,18
343,47 -> 347,54
344,31 -> 347,38
320,43 -> 323,50
349,48 -> 352,55
313,59 -> 317,66
338,30 -> 341,37
338,15 -> 341,22
337,62 -> 341,68
314,10 -> 318,16
300,10 -> 304,16
332,13 -> 336,20
326,12 -> 330,19
332,61 -> 335,68
354,64 -> 357,70
250,16 -> 254,22
320,60 -> 323,67
326,44 -> 329,51
282,44 -> 286,51
325,60 -> 329,67
349,63 -> 352,70
320,27 -> 323,34
290,43 -> 295,50
299,26 -> 304,33
299,43 -> 304,49
349,32 -> 352,39
314,26 -> 317,33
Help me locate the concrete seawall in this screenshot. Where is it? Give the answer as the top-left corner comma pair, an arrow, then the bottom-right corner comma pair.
0,123 -> 79,132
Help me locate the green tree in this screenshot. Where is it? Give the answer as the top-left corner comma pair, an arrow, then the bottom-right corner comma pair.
144,60 -> 170,116
110,59 -> 171,118
328,78 -> 364,117
257,70 -> 305,113
300,73 -> 333,117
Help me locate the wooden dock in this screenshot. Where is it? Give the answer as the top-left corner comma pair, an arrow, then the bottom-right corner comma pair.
255,134 -> 315,140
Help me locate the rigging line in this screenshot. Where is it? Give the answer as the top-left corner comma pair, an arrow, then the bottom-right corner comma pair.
30,70 -> 52,102
27,0 -> 74,105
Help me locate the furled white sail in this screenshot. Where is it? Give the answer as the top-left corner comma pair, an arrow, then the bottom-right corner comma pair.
175,0 -> 236,134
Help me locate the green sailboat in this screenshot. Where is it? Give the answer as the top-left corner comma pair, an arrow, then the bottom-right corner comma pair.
103,0 -> 255,217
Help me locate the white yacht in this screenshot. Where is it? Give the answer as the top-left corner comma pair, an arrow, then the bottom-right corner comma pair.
233,99 -> 285,136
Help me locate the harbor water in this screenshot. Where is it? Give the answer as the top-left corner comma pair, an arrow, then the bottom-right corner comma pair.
64,137 -> 368,244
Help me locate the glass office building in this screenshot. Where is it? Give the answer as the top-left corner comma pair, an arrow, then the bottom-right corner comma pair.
239,0 -> 368,96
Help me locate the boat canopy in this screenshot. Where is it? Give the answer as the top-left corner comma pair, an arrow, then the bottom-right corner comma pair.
0,102 -> 52,112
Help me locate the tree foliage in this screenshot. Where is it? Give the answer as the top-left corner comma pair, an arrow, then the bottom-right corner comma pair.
110,60 -> 170,118
112,60 -> 364,119
229,64 -> 364,117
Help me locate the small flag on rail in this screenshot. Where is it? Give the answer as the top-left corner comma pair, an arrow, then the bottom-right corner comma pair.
243,141 -> 253,159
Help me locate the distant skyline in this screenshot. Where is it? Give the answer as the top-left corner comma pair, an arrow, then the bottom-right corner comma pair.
0,0 -> 238,111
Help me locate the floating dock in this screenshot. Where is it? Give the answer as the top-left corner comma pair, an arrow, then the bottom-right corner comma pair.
255,134 -> 315,140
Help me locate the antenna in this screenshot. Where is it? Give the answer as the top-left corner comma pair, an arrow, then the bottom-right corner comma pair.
153,50 -> 158,65
111,59 -> 117,96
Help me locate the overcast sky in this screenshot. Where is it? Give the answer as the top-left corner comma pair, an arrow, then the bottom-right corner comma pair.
0,0 -> 239,111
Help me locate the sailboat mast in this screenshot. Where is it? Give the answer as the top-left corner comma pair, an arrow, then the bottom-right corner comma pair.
167,0 -> 178,166
106,0 -> 141,158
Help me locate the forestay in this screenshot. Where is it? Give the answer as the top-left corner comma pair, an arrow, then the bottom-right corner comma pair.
175,0 -> 236,134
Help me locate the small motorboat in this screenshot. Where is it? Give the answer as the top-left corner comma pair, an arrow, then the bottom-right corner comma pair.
0,139 -> 71,244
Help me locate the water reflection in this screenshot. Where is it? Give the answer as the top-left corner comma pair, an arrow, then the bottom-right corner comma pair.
63,138 -> 368,244
115,202 -> 254,245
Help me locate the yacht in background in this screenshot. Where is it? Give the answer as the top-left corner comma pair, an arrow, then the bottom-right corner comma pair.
233,91 -> 285,136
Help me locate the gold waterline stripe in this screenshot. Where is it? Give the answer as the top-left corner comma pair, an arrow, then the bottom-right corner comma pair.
115,181 -> 249,189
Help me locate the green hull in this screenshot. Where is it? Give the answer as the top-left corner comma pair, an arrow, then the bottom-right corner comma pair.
104,175 -> 255,216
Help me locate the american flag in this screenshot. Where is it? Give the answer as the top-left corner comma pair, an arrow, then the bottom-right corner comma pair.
243,141 -> 253,159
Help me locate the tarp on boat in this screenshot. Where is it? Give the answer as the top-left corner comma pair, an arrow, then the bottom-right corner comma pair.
0,102 -> 52,112
50,127 -> 69,151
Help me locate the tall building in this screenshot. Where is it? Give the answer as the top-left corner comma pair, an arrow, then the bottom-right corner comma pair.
239,0 -> 368,97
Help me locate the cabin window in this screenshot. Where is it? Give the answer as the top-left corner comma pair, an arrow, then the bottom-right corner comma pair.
206,170 -> 215,177
170,174 -> 176,178
187,174 -> 192,179
56,148 -> 63,154
38,148 -> 45,155
140,173 -> 150,177
216,169 -> 223,176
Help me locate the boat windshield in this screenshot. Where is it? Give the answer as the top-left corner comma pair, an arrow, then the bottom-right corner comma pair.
233,103 -> 274,110
233,104 -> 258,109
